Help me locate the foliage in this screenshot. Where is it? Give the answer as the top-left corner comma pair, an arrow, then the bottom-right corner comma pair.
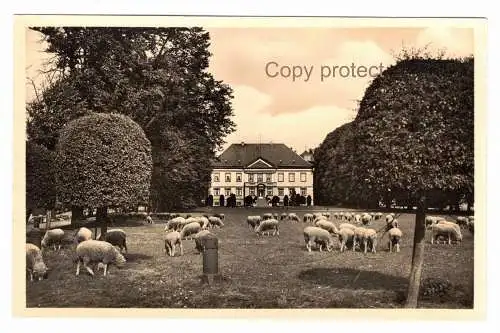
56,112 -> 153,208
26,141 -> 57,210
27,27 -> 235,210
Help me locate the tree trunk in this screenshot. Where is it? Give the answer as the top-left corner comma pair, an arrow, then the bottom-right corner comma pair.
96,206 -> 108,237
405,194 -> 427,308
71,206 -> 84,225
45,209 -> 52,231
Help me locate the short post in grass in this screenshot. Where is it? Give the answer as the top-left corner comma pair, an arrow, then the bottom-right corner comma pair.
202,234 -> 220,285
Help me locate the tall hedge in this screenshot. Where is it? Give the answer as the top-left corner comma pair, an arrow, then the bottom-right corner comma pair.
56,113 -> 153,229
26,141 -> 56,213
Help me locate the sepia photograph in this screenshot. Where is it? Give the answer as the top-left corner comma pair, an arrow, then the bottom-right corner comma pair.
13,15 -> 486,317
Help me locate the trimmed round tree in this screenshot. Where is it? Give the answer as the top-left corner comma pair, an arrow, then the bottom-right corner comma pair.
26,141 -> 57,222
56,113 -> 153,234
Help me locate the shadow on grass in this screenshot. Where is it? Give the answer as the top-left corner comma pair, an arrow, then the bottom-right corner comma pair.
298,267 -> 408,291
124,253 -> 153,262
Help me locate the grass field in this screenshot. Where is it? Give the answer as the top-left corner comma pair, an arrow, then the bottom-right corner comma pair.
26,208 -> 474,308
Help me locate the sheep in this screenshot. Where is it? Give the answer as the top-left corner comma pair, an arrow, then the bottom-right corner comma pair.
165,216 -> 186,231
312,213 -> 323,221
255,219 -> 279,236
196,216 -> 210,230
262,213 -> 273,220
339,223 -> 356,231
180,222 -> 202,240
386,214 -> 394,224
184,217 -> 199,225
315,220 -> 338,235
74,227 -> 92,244
322,212 -> 331,220
425,216 -> 442,229
214,213 -> 225,221
208,216 -> 224,228
374,212 -> 383,220
468,219 -> 474,234
344,212 -> 353,221
337,227 -> 355,252
273,213 -> 279,220
303,226 -> 335,252
280,213 -> 288,220
303,213 -> 314,223
431,222 -> 463,245
361,213 -> 372,226
97,229 -> 128,253
193,230 -> 216,254
41,228 -> 65,251
362,228 -> 378,254
456,216 -> 469,229
26,243 -> 48,281
247,215 -> 262,230
313,215 -> 327,224
388,227 -> 403,253
391,219 -> 400,228
164,230 -> 183,257
354,214 -> 361,224
145,215 -> 154,224
352,227 -> 368,252
75,240 -> 126,277
287,213 -> 300,223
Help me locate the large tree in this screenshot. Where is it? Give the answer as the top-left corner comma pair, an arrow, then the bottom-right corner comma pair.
27,27 -> 235,211
56,113 -> 153,234
315,54 -> 474,307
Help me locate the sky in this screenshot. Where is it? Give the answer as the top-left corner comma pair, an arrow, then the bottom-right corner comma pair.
25,26 -> 473,153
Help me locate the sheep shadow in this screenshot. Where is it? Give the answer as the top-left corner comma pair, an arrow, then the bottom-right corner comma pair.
298,267 -> 408,292
123,252 -> 153,263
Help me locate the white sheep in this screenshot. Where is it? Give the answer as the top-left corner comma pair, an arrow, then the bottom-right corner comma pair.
456,216 -> 469,229
165,216 -> 186,231
247,215 -> 262,230
388,227 -> 403,253
255,219 -> 279,236
196,216 -> 210,230
180,222 -> 202,240
97,229 -> 128,253
74,227 -> 92,244
386,214 -> 394,224
272,213 -> 279,220
280,213 -> 288,220
312,212 -> 323,221
214,213 -> 225,221
75,240 -> 126,277
193,230 -> 216,254
362,228 -> 378,254
262,213 -> 273,220
208,216 -> 224,228
41,228 -> 65,251
322,212 -> 331,219
303,226 -> 335,252
467,219 -> 474,234
361,213 -> 372,226
431,222 -> 463,245
339,223 -> 356,231
164,230 -> 183,257
352,227 -> 368,252
287,213 -> 300,223
313,215 -> 327,224
315,220 -> 338,235
354,214 -> 361,224
303,213 -> 314,223
344,212 -> 353,221
374,212 -> 383,220
26,243 -> 48,281
337,227 -> 355,252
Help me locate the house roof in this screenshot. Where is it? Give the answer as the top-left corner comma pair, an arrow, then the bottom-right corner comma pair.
212,143 -> 313,169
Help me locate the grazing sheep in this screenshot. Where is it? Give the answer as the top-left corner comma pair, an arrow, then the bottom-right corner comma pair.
303,213 -> 314,223
339,223 -> 356,231
337,227 -> 355,252
74,227 -> 92,244
214,213 -> 225,221
262,213 -> 273,220
280,213 -> 288,220
312,213 -> 323,221
287,213 -> 300,223
273,213 -> 279,220
468,219 -> 474,234
164,231 -> 183,257
184,217 -> 199,225
303,226 -> 335,252
145,215 -> 154,224
97,229 -> 128,253
456,216 -> 468,229
388,227 -> 403,253
247,215 -> 262,230
352,227 -> 368,252
315,220 -> 338,235
322,212 -> 331,219
255,219 -> 279,236
425,216 -> 441,229
362,228 -> 378,254
374,212 -> 383,220
313,215 -> 327,224
361,213 -> 372,226
354,214 -> 361,224
193,230 -> 216,254
75,240 -> 126,277
165,216 -> 186,231
386,214 -> 394,224
431,222 -> 463,245
391,219 -> 400,228
196,216 -> 210,230
26,243 -> 48,281
41,228 -> 65,251
180,222 -> 202,240
344,212 -> 353,221
208,216 -> 224,228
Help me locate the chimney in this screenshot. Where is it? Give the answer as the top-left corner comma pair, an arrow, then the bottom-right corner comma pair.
241,141 -> 245,146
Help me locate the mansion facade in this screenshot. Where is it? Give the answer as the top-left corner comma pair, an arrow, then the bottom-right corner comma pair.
209,142 -> 314,206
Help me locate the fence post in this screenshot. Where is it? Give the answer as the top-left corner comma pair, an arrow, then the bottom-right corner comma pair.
202,234 -> 219,284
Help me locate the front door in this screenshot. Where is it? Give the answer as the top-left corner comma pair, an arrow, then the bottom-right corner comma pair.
257,184 -> 265,198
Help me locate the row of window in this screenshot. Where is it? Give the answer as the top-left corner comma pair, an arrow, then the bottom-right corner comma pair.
212,172 -> 307,183
212,187 -> 309,196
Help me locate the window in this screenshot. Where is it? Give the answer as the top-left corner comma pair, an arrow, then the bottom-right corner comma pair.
236,173 -> 242,182
213,173 -> 220,182
289,187 -> 295,195
300,172 -> 307,182
289,172 -> 295,182
225,173 -> 231,182
257,173 -> 263,182
278,187 -> 284,196
249,187 -> 255,195
278,173 -> 284,182
248,174 -> 254,182
236,187 -> 242,196
225,188 -> 231,196
266,173 -> 272,182
267,189 -> 273,196
213,188 -> 220,195
300,187 -> 307,196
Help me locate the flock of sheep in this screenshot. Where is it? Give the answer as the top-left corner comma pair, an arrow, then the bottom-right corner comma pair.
26,210 -> 472,282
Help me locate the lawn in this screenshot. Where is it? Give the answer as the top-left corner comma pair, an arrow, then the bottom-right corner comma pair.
25,207 -> 474,308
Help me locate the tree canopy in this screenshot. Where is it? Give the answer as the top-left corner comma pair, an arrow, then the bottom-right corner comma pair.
26,141 -> 57,211
27,27 -> 235,211
56,112 -> 153,209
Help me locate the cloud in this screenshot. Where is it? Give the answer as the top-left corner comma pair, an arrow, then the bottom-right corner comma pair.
415,27 -> 474,58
